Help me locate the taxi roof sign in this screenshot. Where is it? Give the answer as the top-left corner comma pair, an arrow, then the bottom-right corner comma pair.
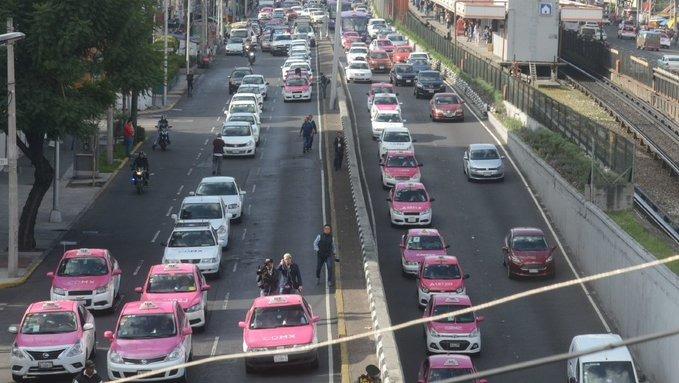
444,358 -> 460,367
267,296 -> 288,304
163,263 -> 181,270
41,302 -> 64,310
139,301 -> 159,310
76,248 -> 91,255
444,296 -> 460,303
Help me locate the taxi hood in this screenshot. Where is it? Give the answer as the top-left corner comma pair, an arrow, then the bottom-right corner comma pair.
52,274 -> 111,291
16,331 -> 81,348
420,277 -> 464,292
392,201 -> 430,212
140,292 -> 202,310
284,85 -> 310,93
164,246 -> 219,260
244,325 -> 315,349
428,320 -> 477,335
384,166 -> 419,178
111,337 -> 181,359
402,249 -> 447,263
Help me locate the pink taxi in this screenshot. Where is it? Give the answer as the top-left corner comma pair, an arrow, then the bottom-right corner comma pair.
387,182 -> 434,227
400,228 -> 448,275
380,150 -> 422,188
417,255 -> 469,308
8,301 -> 95,382
136,263 -> 210,329
283,75 -> 312,102
105,301 -> 192,381
239,295 -> 320,372
366,82 -> 395,110
423,294 -> 483,355
369,38 -> 395,54
370,93 -> 401,115
47,248 -> 122,311
342,32 -> 361,50
417,354 -> 487,382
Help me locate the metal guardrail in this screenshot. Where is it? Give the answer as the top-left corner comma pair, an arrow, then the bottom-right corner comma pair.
634,187 -> 679,245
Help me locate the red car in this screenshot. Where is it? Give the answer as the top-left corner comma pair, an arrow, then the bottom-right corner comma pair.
367,49 -> 392,72
417,355 -> 488,383
429,93 -> 465,122
369,38 -> 395,54
392,46 -> 413,63
502,227 -> 556,278
342,32 -> 361,50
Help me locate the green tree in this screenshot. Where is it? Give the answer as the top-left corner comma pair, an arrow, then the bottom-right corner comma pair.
0,0 -> 160,250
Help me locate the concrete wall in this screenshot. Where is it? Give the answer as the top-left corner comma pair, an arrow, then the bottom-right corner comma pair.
488,111 -> 679,383
505,0 -> 559,62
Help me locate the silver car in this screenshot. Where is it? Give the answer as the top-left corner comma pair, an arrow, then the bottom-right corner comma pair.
463,143 -> 505,181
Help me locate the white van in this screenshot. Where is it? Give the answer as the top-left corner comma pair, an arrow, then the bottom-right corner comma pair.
367,18 -> 387,38
567,334 -> 646,383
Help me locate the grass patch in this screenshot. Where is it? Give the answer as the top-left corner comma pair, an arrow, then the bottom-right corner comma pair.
609,210 -> 679,275
98,143 -> 128,174
540,86 -> 617,129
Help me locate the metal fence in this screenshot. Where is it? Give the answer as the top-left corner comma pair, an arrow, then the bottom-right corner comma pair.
404,12 -> 635,176
561,30 -> 678,103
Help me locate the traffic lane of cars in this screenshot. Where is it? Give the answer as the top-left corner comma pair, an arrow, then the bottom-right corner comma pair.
345,73 -> 606,382
603,24 -> 679,61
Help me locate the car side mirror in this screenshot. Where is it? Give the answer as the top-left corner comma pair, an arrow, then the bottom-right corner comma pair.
463,273 -> 470,279
461,100 -> 465,104
638,374 -> 647,382
476,316 -> 485,323
182,327 -> 193,336
83,323 -> 95,331
188,191 -> 196,196
569,378 -> 577,383
170,213 -> 178,221
366,92 -> 369,95
225,213 -> 233,219
551,245 -> 558,253
418,163 -> 423,167
201,284 -> 211,291
386,198 -> 392,202
429,198 -> 435,202
399,244 -> 405,249
240,191 -> 247,195
238,321 -> 247,329
501,155 -> 506,159
134,287 -> 143,293
463,153 -> 468,160
8,325 -> 18,334
104,330 -> 114,340
266,82 -> 270,85
46,272 -> 54,278
445,244 -> 450,249
402,119 -> 407,123
502,246 -> 509,252
411,138 -> 417,142
311,315 -> 321,323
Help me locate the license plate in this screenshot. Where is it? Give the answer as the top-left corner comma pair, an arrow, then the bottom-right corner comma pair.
234,150 -> 244,154
379,66 -> 384,69
406,80 -> 412,83
483,171 -> 494,176
406,218 -> 416,223
528,269 -> 539,274
449,342 -> 460,348
38,362 -> 53,369
273,354 -> 289,363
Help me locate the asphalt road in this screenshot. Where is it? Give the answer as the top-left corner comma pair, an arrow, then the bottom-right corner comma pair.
0,47 -> 339,382
344,68 -> 609,381
603,24 -> 679,63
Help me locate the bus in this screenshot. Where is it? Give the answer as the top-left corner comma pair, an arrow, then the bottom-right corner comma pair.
327,0 -> 352,29
340,10 -> 370,40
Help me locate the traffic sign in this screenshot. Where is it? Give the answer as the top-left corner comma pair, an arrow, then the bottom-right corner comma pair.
539,3 -> 552,16
0,158 -> 7,166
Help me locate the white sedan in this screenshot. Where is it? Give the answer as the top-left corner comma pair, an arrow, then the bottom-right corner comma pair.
371,110 -> 405,138
347,46 -> 369,62
345,60 -> 373,83
378,127 -> 414,158
281,59 -> 309,77
240,75 -> 269,100
194,177 -> 247,222
221,122 -> 257,158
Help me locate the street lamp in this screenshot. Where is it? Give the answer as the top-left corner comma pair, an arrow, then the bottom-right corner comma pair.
1,20 -> 26,278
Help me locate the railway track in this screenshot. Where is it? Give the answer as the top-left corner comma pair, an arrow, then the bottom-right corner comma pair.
561,60 -> 679,176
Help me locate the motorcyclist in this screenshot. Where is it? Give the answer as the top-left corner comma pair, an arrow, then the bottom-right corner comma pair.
256,258 -> 278,296
247,50 -> 256,66
131,151 -> 150,185
152,115 -> 171,150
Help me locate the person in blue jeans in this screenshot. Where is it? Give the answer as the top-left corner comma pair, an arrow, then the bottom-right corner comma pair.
299,115 -> 317,153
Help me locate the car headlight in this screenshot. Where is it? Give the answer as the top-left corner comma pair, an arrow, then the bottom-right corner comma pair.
217,225 -> 227,235
227,203 -> 240,209
390,208 -> 401,215
421,209 -> 431,215
248,140 -> 255,146
416,83 -> 423,88
420,286 -> 429,294
186,302 -> 203,313
11,344 -> 26,359
509,255 -> 522,265
470,167 -> 482,172
396,74 -> 402,79
405,260 -> 418,266
202,258 -> 218,263
164,345 -> 185,362
94,283 -> 110,294
428,329 -> 440,338
546,255 -> 554,263
469,328 -> 480,338
455,287 -> 465,293
52,287 -> 66,295
62,341 -> 85,358
109,350 -> 124,364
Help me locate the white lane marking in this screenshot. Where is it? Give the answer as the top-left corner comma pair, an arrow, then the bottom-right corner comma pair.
459,88 -> 612,332
204,138 -> 209,146
0,303 -> 7,311
247,204 -> 252,216
150,230 -> 160,243
176,185 -> 184,196
256,167 -> 261,176
165,206 -> 173,216
251,184 -> 256,193
222,292 -> 230,310
217,116 -> 222,122
315,42 -> 335,383
241,228 -> 248,241
210,336 -> 220,357
133,260 -> 144,276
210,126 -> 215,133
195,152 -> 201,161
232,262 -> 238,273
187,168 -> 193,176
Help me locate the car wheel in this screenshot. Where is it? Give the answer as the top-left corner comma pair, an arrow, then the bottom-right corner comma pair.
506,264 -> 514,279
308,355 -> 320,370
11,374 -> 24,383
389,77 -> 393,84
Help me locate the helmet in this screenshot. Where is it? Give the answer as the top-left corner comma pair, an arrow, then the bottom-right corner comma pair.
138,151 -> 146,158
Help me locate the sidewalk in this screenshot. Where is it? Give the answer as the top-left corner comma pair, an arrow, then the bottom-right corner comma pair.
317,38 -> 379,382
139,65 -> 203,116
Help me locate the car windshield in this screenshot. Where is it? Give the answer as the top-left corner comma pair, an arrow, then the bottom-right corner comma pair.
419,71 -> 440,79
180,203 -> 222,220
423,264 -> 461,280
350,62 -> 370,70
168,230 -> 215,247
21,312 -> 78,334
222,125 -> 252,136
242,76 -> 263,84
250,305 -> 309,329
287,77 -> 309,86
436,96 -> 460,104
232,70 -> 250,79
350,48 -> 368,54
390,36 -> 406,42
470,148 -> 499,160
395,65 -> 413,73
394,188 -> 427,202
433,304 -> 475,323
228,115 -> 255,124
428,367 -> 475,380
238,86 -> 260,94
583,361 -> 636,383
395,47 -> 411,53
274,35 -> 291,41
147,273 -> 197,293
231,30 -> 248,38
512,235 -> 548,251
383,131 -> 411,142
370,52 -> 389,59
57,257 -> 108,277
297,26 -> 311,33
229,105 -> 256,114
374,96 -> 397,105
196,182 -> 237,196
411,53 -> 428,60
117,314 -> 176,339
377,40 -> 393,46
372,86 -> 392,94
407,235 -> 443,250
229,37 -> 244,43
376,114 -> 402,123
344,32 -> 359,38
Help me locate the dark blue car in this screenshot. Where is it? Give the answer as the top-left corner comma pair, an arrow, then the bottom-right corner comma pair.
407,58 -> 431,73
414,70 -> 446,98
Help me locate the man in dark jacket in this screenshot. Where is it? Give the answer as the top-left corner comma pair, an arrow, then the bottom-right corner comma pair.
73,360 -> 103,383
277,253 -> 303,294
299,115 -> 317,153
333,131 -> 345,171
314,225 -> 338,286
256,258 -> 278,296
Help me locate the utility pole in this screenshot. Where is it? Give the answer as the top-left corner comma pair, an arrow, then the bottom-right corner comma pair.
186,0 -> 191,76
203,0 -> 208,55
49,138 -> 61,223
106,107 -> 113,165
163,0 -> 169,106
329,0 -> 342,108
2,19 -> 25,278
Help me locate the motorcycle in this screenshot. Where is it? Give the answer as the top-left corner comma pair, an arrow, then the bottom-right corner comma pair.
152,119 -> 171,151
248,51 -> 256,66
131,167 -> 147,194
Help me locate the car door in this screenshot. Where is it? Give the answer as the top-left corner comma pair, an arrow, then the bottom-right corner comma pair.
417,359 -> 429,382
78,305 -> 95,353
108,252 -> 122,296
463,147 -> 470,171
